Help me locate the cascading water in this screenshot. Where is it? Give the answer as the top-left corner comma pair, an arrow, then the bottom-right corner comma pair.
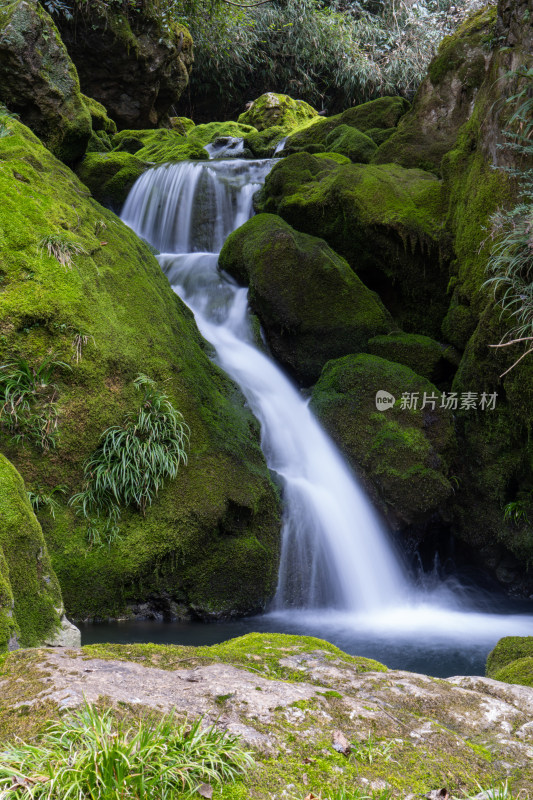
123,159 -> 407,612
120,156 -> 533,676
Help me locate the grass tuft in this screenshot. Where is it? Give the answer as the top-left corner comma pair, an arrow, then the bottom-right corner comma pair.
39,233 -> 87,270
0,701 -> 253,799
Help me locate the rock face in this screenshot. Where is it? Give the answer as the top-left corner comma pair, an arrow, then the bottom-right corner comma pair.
311,355 -> 456,526
219,214 -> 393,385
257,154 -> 449,339
0,455 -> 64,653
0,0 -> 91,161
1,634 -> 532,796
0,115 -> 280,621
373,7 -> 496,174
51,1 -> 193,129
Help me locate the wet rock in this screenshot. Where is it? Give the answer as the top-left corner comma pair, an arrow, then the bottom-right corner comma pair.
0,0 -> 91,161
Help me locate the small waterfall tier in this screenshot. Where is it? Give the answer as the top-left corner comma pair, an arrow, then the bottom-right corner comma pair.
122,159 -> 409,611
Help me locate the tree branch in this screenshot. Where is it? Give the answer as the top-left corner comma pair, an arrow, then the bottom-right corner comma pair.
221,0 -> 274,6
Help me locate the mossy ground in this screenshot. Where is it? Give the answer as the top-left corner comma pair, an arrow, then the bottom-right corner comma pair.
0,634 -> 526,799
0,116 -> 280,621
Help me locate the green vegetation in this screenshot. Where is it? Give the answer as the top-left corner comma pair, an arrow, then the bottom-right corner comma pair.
0,358 -> 69,451
484,67 -> 533,377
0,702 -> 253,799
39,233 -> 87,270
70,374 -> 189,543
27,485 -> 66,519
486,636 -> 533,677
174,0 -> 491,119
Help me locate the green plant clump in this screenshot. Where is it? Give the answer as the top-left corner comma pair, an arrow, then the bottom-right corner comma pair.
0,702 -> 253,799
70,374 -> 190,542
0,357 -> 69,451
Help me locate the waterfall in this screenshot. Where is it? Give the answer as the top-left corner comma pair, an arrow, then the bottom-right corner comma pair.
123,159 -> 409,612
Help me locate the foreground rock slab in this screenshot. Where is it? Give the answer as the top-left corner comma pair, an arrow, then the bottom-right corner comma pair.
1,634 -> 532,798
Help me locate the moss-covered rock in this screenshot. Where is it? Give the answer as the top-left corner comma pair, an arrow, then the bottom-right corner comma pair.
0,115 -> 280,620
112,128 -> 209,162
311,354 -> 456,526
76,151 -> 149,209
487,636 -> 533,678
245,126 -> 287,158
188,121 -> 258,147
257,153 -> 450,338
284,96 -> 409,161
81,94 -> 117,136
368,332 -> 455,383
238,93 -> 319,133
0,0 -> 91,162
373,7 -> 496,174
51,1 -> 193,129
219,214 -> 394,385
169,116 -> 195,136
0,455 -> 63,652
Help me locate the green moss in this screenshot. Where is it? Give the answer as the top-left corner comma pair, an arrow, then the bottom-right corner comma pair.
220,214 -> 393,385
0,116 -> 280,620
368,332 -> 450,382
169,116 -> 195,136
0,0 -> 91,162
486,636 -> 533,677
81,94 -> 117,136
311,354 -> 456,524
284,96 -> 408,160
188,121 -> 257,147
493,657 -> 533,687
85,129 -> 112,153
112,128 -> 208,163
76,151 -> 148,209
257,154 -> 450,338
245,126 -> 286,158
237,93 -> 319,133
0,455 -> 62,651
372,7 -> 497,175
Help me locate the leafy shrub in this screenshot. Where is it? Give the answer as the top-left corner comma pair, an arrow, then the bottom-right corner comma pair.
175,0 -> 493,119
0,357 -> 69,451
0,702 -> 253,799
70,374 -> 189,542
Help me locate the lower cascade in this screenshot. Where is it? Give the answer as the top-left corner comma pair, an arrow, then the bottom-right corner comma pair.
123,158 -> 408,612
122,158 -> 533,663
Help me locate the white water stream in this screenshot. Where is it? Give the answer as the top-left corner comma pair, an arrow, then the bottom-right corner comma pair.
122,158 -> 533,669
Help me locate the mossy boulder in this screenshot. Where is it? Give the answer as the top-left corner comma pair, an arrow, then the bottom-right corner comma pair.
487,636 -> 533,679
219,214 -> 394,385
188,121 -> 258,147
112,128 -> 209,162
0,115 -> 280,620
257,153 -> 450,338
0,455 -> 63,653
0,0 -> 91,162
51,1 -> 193,128
368,333 -> 456,383
238,93 -> 319,133
81,94 -> 117,136
245,126 -> 287,158
169,116 -> 195,136
76,151 -> 149,210
311,354 -> 456,526
284,96 -> 408,161
373,7 -> 496,174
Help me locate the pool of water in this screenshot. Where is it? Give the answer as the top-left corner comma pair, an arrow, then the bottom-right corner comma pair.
80,592 -> 533,678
